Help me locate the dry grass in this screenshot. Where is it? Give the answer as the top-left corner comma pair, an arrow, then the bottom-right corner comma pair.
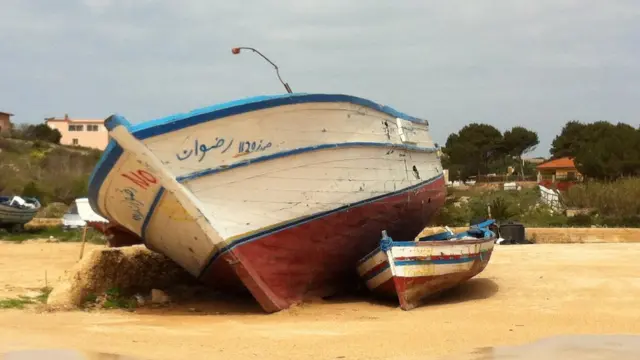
563,178 -> 640,226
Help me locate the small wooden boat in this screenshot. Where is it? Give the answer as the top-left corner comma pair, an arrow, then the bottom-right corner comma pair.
356,220 -> 496,310
88,93 -> 446,312
0,196 -> 41,231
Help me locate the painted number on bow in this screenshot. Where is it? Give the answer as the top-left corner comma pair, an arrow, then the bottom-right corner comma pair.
121,170 -> 157,190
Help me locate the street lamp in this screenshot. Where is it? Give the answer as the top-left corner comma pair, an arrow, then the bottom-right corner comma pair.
231,47 -> 293,94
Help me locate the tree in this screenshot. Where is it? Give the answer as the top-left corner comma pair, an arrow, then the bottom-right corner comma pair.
24,124 -> 62,144
550,121 -> 587,158
11,123 -> 62,144
443,123 -> 504,179
502,126 -> 539,179
574,122 -> 640,180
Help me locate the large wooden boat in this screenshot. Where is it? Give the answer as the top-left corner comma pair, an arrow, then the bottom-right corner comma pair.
88,93 -> 446,312
357,220 -> 496,310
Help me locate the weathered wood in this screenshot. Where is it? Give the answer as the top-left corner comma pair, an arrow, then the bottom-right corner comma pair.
78,225 -> 88,260
357,230 -> 496,311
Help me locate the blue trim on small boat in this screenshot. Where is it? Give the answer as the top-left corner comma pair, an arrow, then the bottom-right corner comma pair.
471,219 -> 496,229
395,257 -> 478,266
363,263 -> 390,282
390,236 -> 494,247
177,142 -> 437,182
87,93 -> 429,219
140,187 -> 165,240
198,173 -> 445,277
419,219 -> 496,242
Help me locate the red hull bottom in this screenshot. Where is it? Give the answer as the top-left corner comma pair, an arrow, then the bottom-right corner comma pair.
199,176 -> 446,312
88,222 -> 144,248
385,251 -> 493,311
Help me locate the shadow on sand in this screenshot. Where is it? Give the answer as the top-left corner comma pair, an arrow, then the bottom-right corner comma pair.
338,277 -> 500,310
299,277 -> 500,311
429,278 -> 500,306
131,277 -> 499,316
133,286 -> 265,316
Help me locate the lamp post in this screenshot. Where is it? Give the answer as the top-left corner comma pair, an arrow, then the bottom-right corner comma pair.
231,47 -> 293,94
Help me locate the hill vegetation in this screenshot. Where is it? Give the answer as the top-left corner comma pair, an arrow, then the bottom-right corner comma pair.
0,137 -> 102,206
435,178 -> 640,228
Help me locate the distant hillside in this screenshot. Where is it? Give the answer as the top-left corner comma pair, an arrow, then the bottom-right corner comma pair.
0,137 -> 102,207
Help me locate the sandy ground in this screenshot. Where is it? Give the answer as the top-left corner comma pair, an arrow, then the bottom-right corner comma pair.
0,241 -> 639,360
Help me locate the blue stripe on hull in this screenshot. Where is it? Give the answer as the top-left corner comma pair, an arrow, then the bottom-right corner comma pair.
363,263 -> 390,282
177,142 -> 436,182
390,239 -> 493,247
87,142 -> 123,219
394,257 -> 477,266
141,187 -> 166,240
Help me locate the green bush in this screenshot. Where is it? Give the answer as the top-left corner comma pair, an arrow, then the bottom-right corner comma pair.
434,187 -> 572,227
434,179 -> 640,228
432,197 -> 471,226
11,124 -> 62,144
566,213 -> 593,227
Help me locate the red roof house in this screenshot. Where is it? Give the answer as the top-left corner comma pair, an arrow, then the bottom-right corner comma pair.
536,157 -> 582,191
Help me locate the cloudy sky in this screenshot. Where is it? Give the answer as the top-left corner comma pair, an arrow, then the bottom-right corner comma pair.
1,0 -> 638,156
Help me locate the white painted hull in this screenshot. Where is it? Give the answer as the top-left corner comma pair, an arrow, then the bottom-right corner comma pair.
88,94 -> 446,311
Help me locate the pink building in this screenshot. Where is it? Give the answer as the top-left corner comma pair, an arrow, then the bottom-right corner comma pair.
45,114 -> 109,150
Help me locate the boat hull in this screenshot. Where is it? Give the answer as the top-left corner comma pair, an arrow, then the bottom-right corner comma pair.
0,198 -> 40,228
88,93 -> 446,312
357,238 -> 495,310
200,174 -> 445,311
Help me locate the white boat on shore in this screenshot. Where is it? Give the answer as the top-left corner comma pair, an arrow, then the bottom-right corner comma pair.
0,196 -> 41,231
88,93 -> 446,312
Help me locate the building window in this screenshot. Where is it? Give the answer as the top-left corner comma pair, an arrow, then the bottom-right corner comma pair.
72,138 -> 79,145
87,124 -> 99,132
69,124 -> 84,131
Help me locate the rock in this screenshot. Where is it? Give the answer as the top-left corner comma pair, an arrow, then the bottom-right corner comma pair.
23,290 -> 42,299
134,294 -> 146,306
47,245 -> 197,308
151,289 -> 170,304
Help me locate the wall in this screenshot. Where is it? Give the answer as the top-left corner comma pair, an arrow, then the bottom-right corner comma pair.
0,114 -> 11,136
523,228 -> 640,244
46,120 -> 109,150
418,227 -> 640,244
